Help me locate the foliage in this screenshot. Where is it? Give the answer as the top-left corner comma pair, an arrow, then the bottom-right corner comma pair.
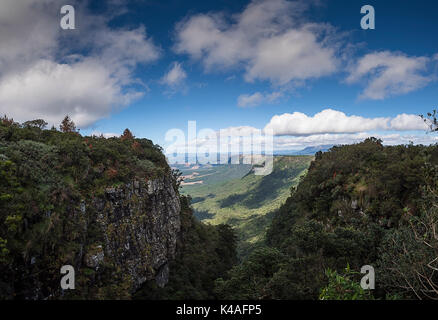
0,117 -> 190,299
121,128 -> 134,141
218,138 -> 438,300
319,265 -> 374,300
214,247 -> 286,299
22,119 -> 48,130
59,115 -> 76,133
377,164 -> 438,300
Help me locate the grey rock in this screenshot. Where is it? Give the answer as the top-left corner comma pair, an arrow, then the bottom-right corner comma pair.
90,175 -> 181,291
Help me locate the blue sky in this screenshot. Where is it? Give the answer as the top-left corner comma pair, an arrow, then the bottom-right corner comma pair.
0,0 -> 437,151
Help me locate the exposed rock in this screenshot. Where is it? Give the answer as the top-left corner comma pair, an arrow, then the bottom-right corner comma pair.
90,175 -> 181,291
155,263 -> 170,288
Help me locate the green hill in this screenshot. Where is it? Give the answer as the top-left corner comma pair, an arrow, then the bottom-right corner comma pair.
215,139 -> 438,300
179,156 -> 313,257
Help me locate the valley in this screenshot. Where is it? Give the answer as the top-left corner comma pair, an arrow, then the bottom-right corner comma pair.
173,156 -> 313,257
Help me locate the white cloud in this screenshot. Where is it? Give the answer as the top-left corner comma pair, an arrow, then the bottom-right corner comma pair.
390,113 -> 428,131
264,109 -> 428,136
0,59 -> 137,128
244,28 -> 338,85
174,0 -> 339,86
238,92 -> 264,107
161,62 -> 187,87
0,0 -> 160,128
264,109 -> 391,135
0,0 -> 59,75
347,51 -> 434,100
237,91 -> 283,107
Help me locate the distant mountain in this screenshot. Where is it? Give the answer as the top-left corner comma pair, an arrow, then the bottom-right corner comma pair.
275,144 -> 334,156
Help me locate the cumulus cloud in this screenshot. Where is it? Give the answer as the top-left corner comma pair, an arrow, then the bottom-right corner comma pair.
274,132 -> 438,150
161,62 -> 187,87
264,109 -> 388,135
390,113 -> 429,131
0,0 -> 59,75
0,59 -> 138,128
237,91 -> 282,107
174,0 -> 339,86
0,0 -> 160,128
264,109 -> 428,136
347,51 -> 434,100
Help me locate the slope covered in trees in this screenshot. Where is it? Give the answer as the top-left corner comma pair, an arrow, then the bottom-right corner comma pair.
215,138 -> 438,299
0,116 -> 238,299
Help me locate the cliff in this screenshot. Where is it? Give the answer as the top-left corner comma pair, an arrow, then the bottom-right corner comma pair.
0,121 -> 184,299
88,176 -> 181,291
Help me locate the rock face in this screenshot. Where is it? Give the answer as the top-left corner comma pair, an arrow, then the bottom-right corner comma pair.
88,175 -> 181,291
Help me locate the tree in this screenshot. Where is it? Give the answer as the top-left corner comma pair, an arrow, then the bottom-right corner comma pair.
121,128 -> 134,141
377,165 -> 438,300
60,115 -> 76,133
214,247 -> 286,299
0,115 -> 15,126
22,119 -> 48,130
420,110 -> 438,132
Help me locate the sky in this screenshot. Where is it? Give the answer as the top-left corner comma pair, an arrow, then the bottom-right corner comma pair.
0,0 -> 438,153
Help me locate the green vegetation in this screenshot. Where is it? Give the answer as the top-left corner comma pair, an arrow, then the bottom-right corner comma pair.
215,138 -> 438,300
319,266 -> 374,300
0,116 -> 238,299
180,156 -> 312,257
0,115 -> 167,299
2,112 -> 438,300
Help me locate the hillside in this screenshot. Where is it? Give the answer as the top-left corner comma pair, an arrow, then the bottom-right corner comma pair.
215,138 -> 438,300
179,156 -> 313,257
0,117 -> 237,299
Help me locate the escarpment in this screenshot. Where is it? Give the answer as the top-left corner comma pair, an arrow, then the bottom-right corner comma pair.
5,174 -> 182,300
0,120 -> 185,299
92,176 -> 181,290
